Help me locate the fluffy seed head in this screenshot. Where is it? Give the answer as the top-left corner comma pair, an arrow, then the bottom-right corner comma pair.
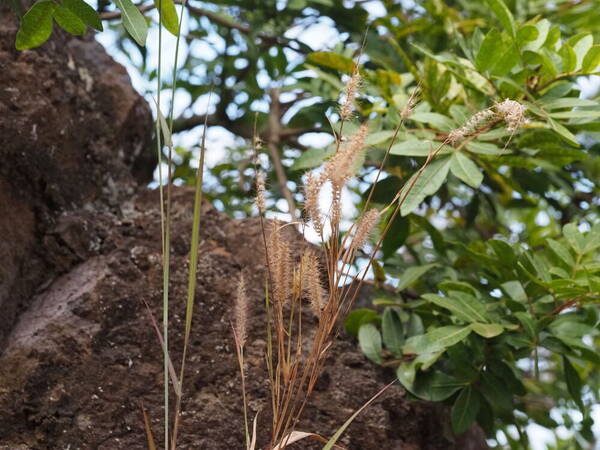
449,99 -> 526,142
268,222 -> 291,305
495,99 -> 526,131
340,68 -> 361,121
448,108 -> 496,142
256,171 -> 266,214
324,123 -> 368,188
235,274 -> 248,347
400,96 -> 416,121
304,172 -> 325,236
350,208 -> 380,252
301,249 -> 326,316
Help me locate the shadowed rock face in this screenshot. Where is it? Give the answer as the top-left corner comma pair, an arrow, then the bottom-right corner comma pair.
0,9 -> 488,450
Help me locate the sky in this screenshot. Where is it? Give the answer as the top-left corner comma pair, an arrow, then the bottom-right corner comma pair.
93,2 -> 600,448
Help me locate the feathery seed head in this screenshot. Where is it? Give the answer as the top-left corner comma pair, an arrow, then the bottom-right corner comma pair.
301,249 -> 326,316
324,123 -> 368,188
350,208 -> 380,252
340,67 -> 361,121
448,108 -> 496,142
495,99 -> 526,131
400,96 -> 416,121
268,222 -> 291,306
256,171 -> 266,214
304,172 -> 325,236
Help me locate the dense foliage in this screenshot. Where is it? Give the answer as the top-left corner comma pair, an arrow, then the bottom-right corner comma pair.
10,0 -> 600,447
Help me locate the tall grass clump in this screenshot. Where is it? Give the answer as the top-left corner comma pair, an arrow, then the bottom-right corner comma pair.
231,56 -> 525,447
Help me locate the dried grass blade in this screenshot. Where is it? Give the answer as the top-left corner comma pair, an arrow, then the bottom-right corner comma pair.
272,430 -> 344,450
249,411 -> 259,450
141,401 -> 158,450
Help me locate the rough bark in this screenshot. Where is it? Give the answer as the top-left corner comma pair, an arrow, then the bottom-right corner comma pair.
0,9 -> 487,450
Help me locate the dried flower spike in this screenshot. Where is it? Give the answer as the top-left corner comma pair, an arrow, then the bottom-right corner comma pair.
268,222 -> 291,305
256,171 -> 266,214
340,67 -> 361,121
324,123 -> 368,188
495,99 -> 526,131
301,249 -> 326,315
304,172 -> 325,236
350,208 -> 380,252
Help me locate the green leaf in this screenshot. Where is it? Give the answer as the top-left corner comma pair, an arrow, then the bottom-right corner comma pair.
306,51 -> 354,74
563,223 -> 585,254
406,313 -> 424,337
522,19 -> 550,51
409,112 -> 456,132
396,263 -> 437,291
382,214 -> 409,258
365,130 -> 395,146
485,0 -> 516,37
53,5 -> 86,35
549,118 -> 579,146
62,0 -> 103,31
390,140 -> 451,156
113,0 -> 148,46
465,141 -> 505,155
549,109 -> 600,119
400,157 -> 451,216
154,0 -> 179,36
489,239 -> 517,267
516,25 -> 538,46
452,386 -> 480,434
403,326 -> 472,355
547,239 -> 575,266
423,292 -> 489,324
345,309 -> 379,336
15,1 -> 57,50
450,152 -> 483,188
501,280 -> 527,302
568,33 -> 593,72
488,360 -> 526,396
514,312 -> 536,340
382,308 -> 404,357
470,323 -> 504,338
358,323 -> 383,364
583,222 -> 600,253
399,369 -> 464,402
558,43 -> 577,74
582,45 -> 600,73
479,370 -> 514,415
476,28 -> 505,72
541,97 -> 598,109
563,356 -> 584,411
291,146 -> 334,170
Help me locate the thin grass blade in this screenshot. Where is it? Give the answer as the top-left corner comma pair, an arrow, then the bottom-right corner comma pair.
141,402 -> 158,450
142,299 -> 180,396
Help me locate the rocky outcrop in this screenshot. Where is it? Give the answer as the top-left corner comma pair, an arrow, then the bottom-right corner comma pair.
0,4 -> 154,345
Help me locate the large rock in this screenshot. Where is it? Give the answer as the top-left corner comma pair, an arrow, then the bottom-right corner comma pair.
0,6 -> 154,345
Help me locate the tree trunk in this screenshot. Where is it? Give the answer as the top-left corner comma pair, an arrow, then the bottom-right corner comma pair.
0,9 -> 487,449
